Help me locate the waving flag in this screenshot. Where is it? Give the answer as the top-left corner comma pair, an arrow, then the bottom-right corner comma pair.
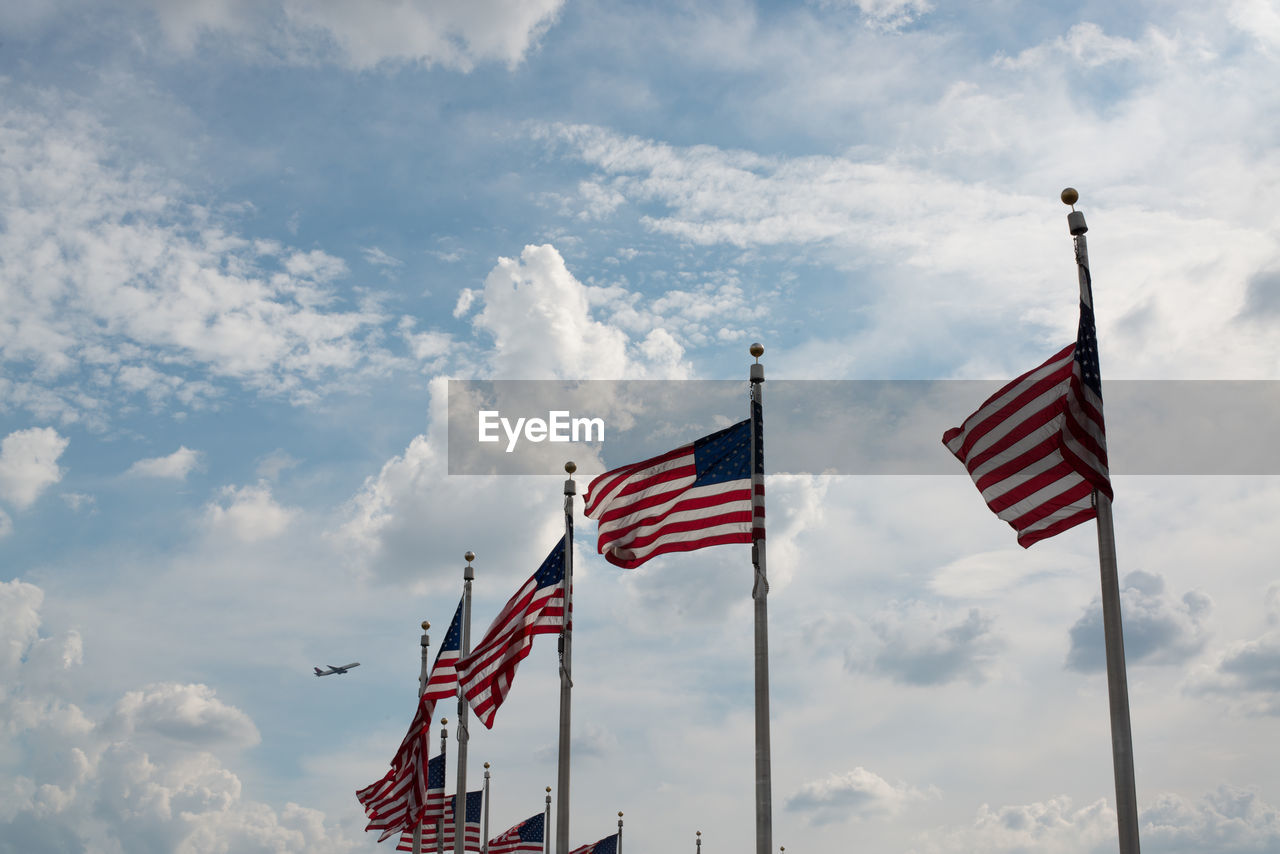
943,299 -> 1111,547
422,597 -> 464,703
569,832 -> 618,854
584,410 -> 762,569
456,538 -> 567,727
488,813 -> 546,854
358,744 -> 446,843
396,790 -> 483,852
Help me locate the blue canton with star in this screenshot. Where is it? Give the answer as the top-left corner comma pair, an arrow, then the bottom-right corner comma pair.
533,538 -> 566,589
1075,300 -> 1103,398
692,419 -> 752,485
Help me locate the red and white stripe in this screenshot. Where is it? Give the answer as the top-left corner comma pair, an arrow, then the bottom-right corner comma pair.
583,427 -> 753,569
356,697 -> 445,842
456,548 -> 565,728
943,343 -> 1111,547
395,798 -> 481,852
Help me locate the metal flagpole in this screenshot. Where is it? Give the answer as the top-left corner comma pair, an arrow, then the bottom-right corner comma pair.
456,552 -> 476,854
481,763 -> 490,854
1064,188 -> 1140,854
438,719 -> 449,854
556,462 -> 576,854
544,786 -> 552,854
617,811 -> 623,854
696,830 -> 701,854
414,621 -> 431,854
748,343 -> 773,854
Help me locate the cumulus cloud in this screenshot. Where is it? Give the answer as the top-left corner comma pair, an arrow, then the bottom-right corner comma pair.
204,482 -> 297,542
0,579 -> 356,851
914,796 -> 1115,854
0,101 -> 406,421
125,446 -> 204,480
108,683 -> 260,748
0,427 -> 69,509
127,0 -> 564,71
1143,785 -> 1280,853
1066,571 -> 1211,672
843,600 -> 1002,685
787,767 -> 934,824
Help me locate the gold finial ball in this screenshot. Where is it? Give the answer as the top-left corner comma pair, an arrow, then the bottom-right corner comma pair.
441,717 -> 448,725
565,461 -> 577,474
749,342 -> 764,358
697,831 -> 701,837
422,621 -> 430,630
618,811 -> 623,817
465,550 -> 475,563
546,786 -> 552,793
484,762 -> 490,769
1061,187 -> 1079,206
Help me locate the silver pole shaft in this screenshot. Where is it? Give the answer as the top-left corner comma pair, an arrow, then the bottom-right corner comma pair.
439,722 -> 448,854
749,352 -> 772,854
414,623 -> 431,854
1070,204 -> 1140,854
1096,493 -> 1140,854
481,765 -> 490,854
544,787 -> 553,854
556,472 -> 575,854
617,812 -> 623,854
456,557 -> 475,854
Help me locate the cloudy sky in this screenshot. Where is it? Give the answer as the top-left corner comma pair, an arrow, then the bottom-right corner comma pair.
3,0 -> 1280,852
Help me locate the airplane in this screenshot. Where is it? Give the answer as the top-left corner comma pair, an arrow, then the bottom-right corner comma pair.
314,662 -> 360,676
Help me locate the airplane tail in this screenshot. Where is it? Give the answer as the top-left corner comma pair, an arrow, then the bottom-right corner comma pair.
314,667 -> 323,676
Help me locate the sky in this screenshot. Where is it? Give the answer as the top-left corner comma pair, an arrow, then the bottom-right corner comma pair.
2,0 -> 1280,852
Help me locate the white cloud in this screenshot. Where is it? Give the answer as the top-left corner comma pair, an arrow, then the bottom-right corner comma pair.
108,683 -> 260,748
126,446 -> 204,480
914,796 -> 1115,854
995,22 -> 1151,71
818,0 -> 933,31
0,100 -> 407,419
842,599 -> 1003,685
787,767 -> 934,824
360,245 -> 402,269
1066,571 -> 1211,672
0,579 -> 358,851
204,482 -> 297,542
126,0 -> 566,71
0,427 -> 69,509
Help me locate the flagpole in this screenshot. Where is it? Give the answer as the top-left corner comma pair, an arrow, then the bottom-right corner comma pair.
545,786 -> 553,854
439,718 -> 449,854
1064,188 -> 1140,854
413,621 -> 431,854
748,343 -> 773,854
696,830 -> 701,854
556,462 -> 576,854
456,552 -> 476,854
617,811 -> 623,854
481,763 -> 490,854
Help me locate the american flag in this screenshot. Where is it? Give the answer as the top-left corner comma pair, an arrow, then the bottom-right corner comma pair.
568,832 -> 618,854
487,813 -> 546,854
422,598 -> 464,703
395,790 -> 483,852
358,743 -> 446,843
583,407 -> 763,569
456,538 -> 567,728
943,299 -> 1112,547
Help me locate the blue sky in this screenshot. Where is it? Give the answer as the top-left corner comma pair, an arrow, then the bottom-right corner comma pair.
3,1 -> 1280,852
